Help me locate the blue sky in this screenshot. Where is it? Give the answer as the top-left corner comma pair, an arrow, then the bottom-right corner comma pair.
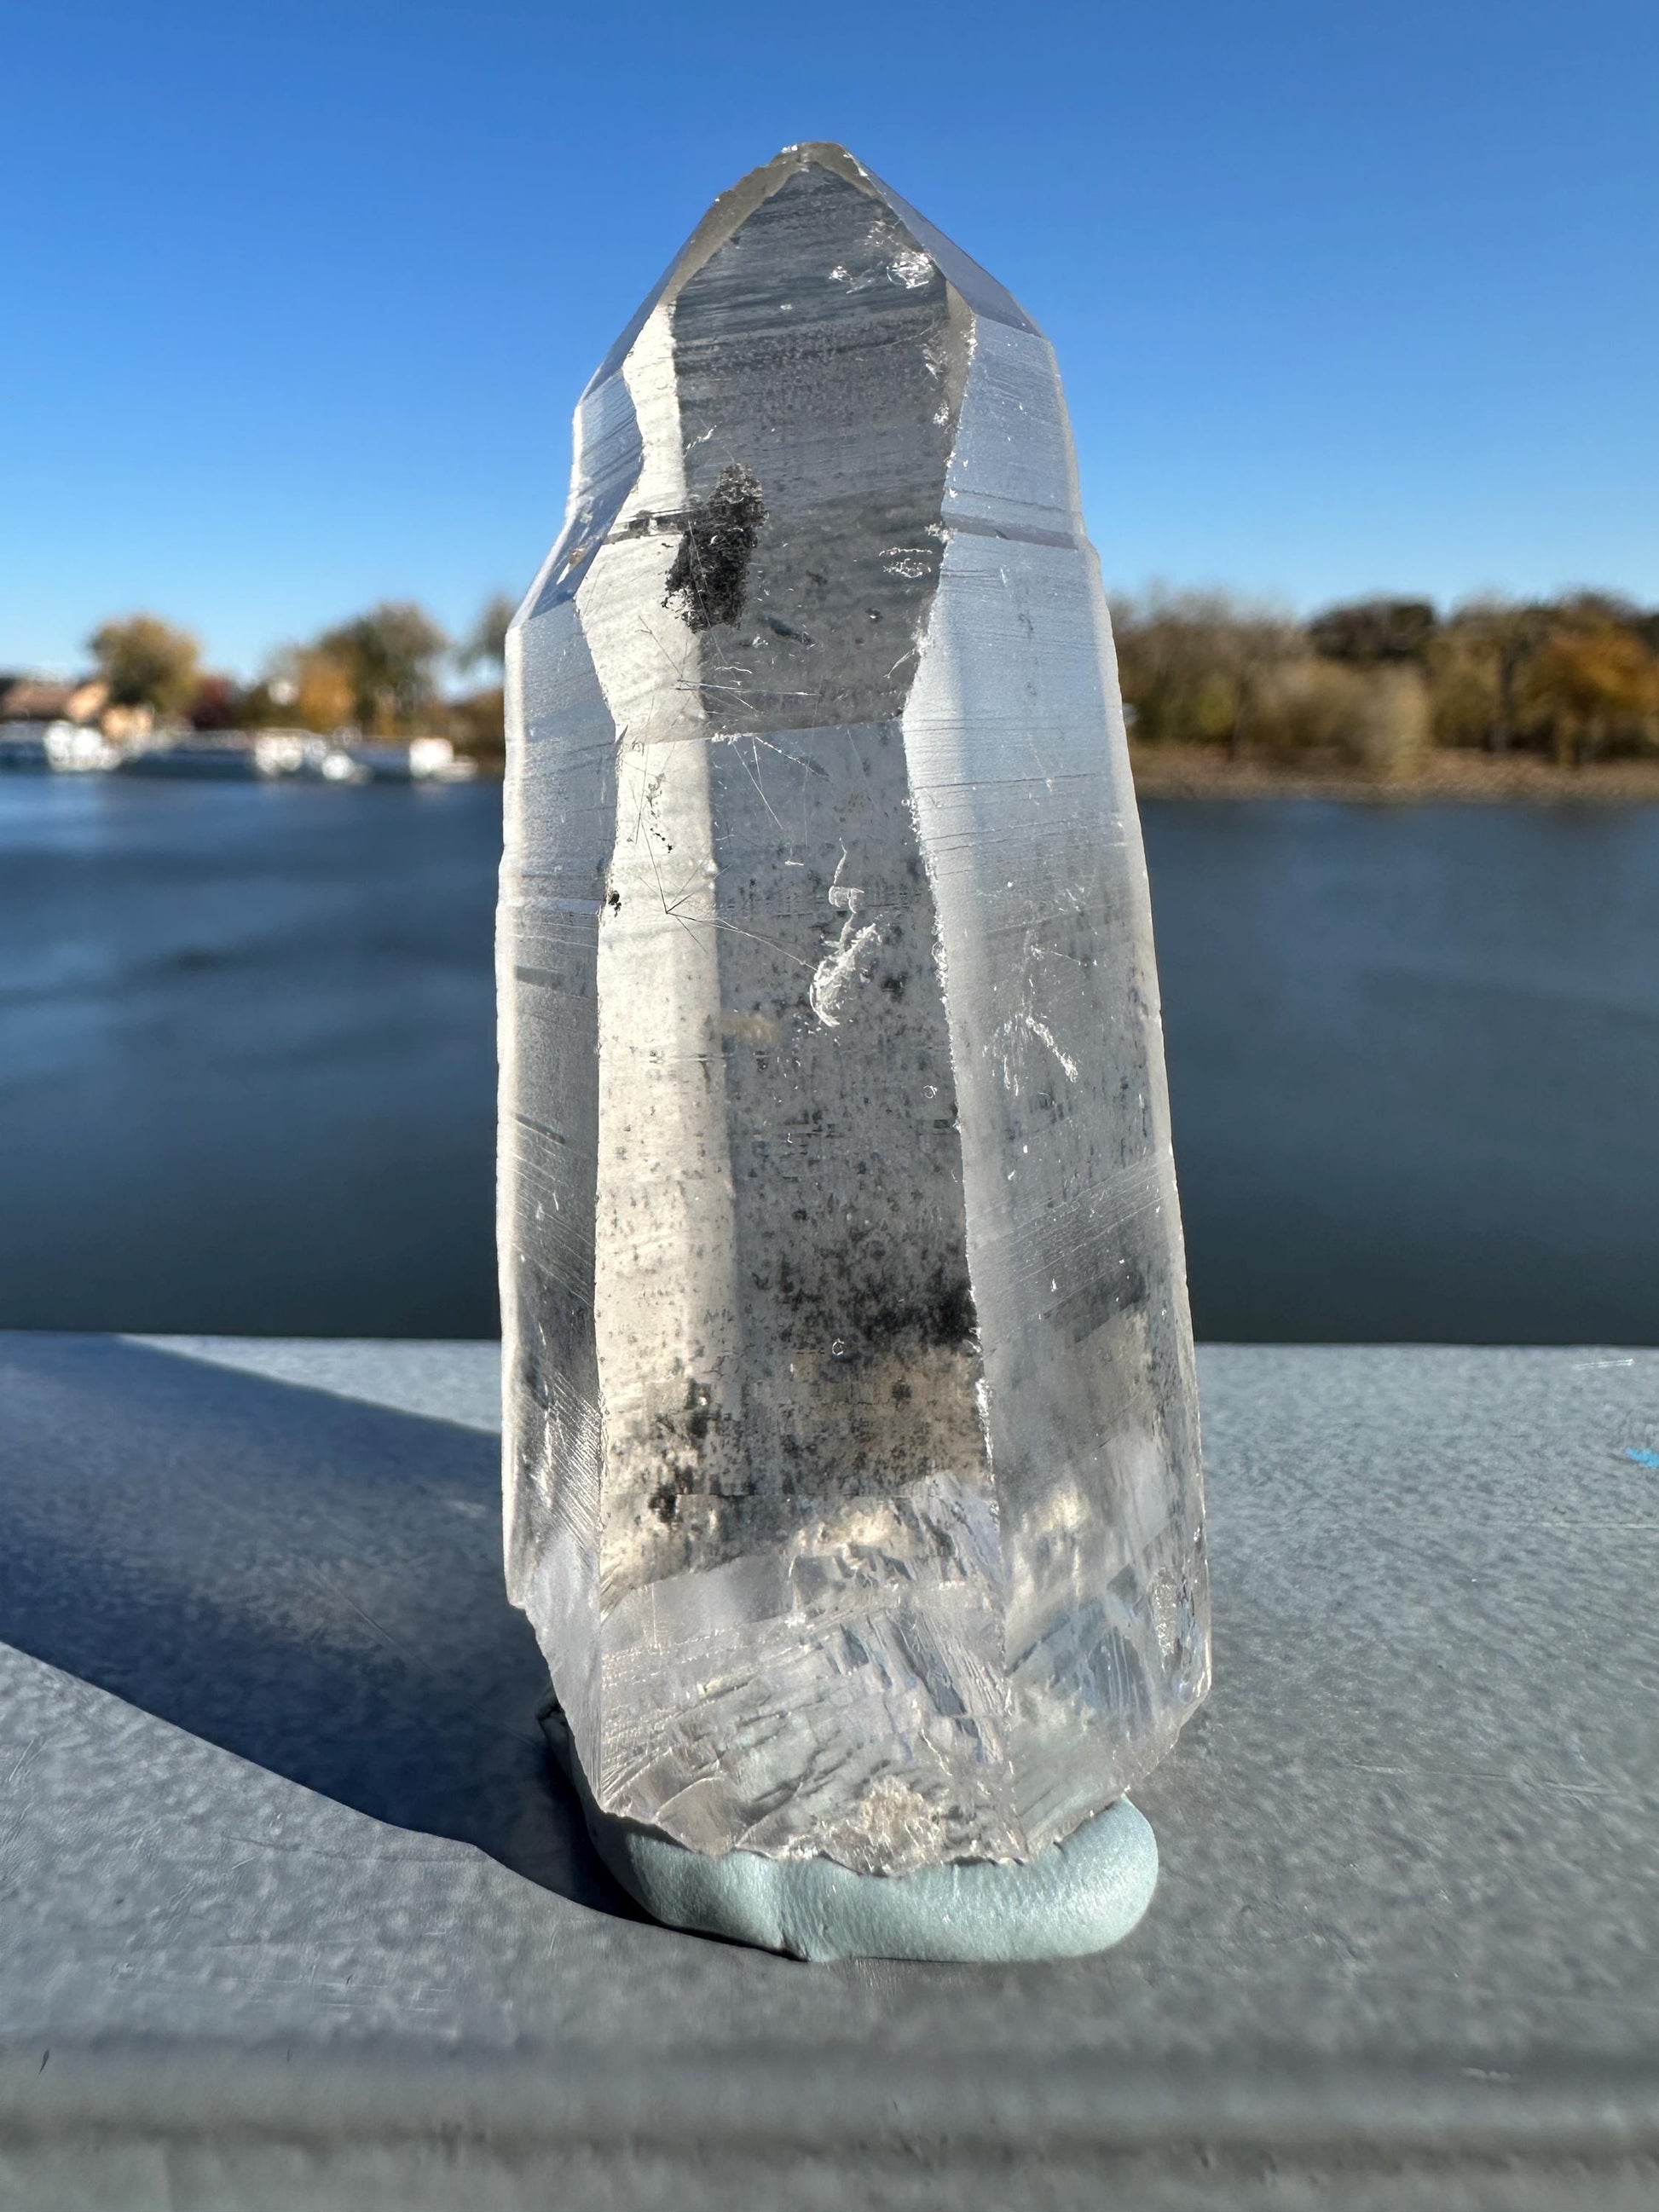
6,0 -> 1656,678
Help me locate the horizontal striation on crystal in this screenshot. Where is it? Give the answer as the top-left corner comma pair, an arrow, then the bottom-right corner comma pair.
500,142 -> 1208,1874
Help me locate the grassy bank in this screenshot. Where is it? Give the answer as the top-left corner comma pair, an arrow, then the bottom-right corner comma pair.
1129,742 -> 1659,804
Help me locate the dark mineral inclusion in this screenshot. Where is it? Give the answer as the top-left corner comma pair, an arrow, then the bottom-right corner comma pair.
499,142 -> 1209,1876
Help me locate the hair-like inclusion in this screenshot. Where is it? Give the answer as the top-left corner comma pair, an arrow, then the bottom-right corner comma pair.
499,142 -> 1209,1875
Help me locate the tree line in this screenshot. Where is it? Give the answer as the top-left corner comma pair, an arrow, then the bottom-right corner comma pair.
1113,591 -> 1659,773
82,585 -> 1659,777
84,596 -> 517,762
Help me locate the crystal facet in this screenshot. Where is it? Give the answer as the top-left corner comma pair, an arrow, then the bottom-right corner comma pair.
500,143 -> 1209,1875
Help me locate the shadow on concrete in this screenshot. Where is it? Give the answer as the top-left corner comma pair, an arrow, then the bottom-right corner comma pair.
0,1331 -> 640,1920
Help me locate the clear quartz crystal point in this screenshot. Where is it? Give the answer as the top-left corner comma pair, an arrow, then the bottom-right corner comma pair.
500,143 -> 1209,1875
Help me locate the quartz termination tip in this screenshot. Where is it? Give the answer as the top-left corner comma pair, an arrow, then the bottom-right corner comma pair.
500,141 -> 1209,1877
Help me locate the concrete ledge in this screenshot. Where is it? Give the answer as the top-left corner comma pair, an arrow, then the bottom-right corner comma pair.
0,1336 -> 1655,2208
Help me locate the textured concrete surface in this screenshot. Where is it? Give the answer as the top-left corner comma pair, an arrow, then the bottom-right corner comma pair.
1,1334 -> 1656,2208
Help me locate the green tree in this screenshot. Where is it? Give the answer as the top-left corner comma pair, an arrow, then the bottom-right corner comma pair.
88,614 -> 201,715
457,591 -> 517,675
1113,591 -> 1298,757
316,602 -> 448,734
1309,598 -> 1437,665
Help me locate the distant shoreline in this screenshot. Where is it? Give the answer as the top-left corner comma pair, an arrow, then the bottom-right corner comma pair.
1130,743 -> 1659,806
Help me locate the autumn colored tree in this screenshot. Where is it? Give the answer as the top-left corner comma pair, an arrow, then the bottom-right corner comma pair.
449,684 -> 506,765
88,614 -> 201,715
185,673 -> 244,731
1433,601 -> 1558,753
1523,619 -> 1659,765
293,650 -> 358,734
254,642 -> 353,733
1244,659 -> 1430,776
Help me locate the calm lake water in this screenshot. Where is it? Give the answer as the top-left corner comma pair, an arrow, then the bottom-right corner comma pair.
3,774 -> 1656,1343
